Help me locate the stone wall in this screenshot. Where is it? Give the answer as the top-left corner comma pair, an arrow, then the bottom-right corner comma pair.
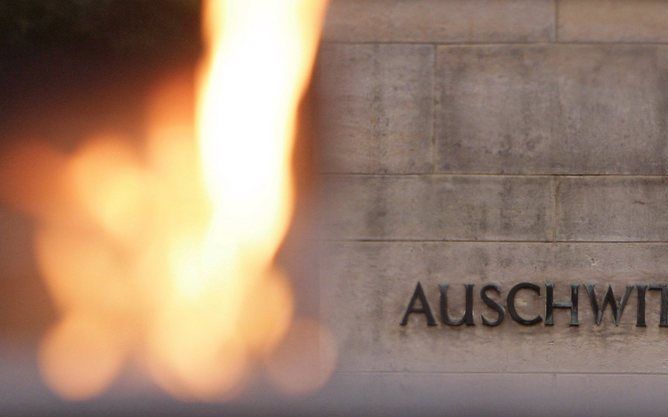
315,1 -> 668,413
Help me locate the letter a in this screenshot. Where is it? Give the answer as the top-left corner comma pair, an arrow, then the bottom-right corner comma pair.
400,282 -> 437,327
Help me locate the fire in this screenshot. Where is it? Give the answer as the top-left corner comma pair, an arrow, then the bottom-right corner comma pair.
0,0 -> 333,401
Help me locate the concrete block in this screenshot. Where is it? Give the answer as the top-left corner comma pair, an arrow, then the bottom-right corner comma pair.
321,175 -> 554,240
319,241 -> 668,373
557,177 -> 668,241
436,45 -> 668,174
559,0 -> 668,42
323,0 -> 555,43
316,44 -> 433,174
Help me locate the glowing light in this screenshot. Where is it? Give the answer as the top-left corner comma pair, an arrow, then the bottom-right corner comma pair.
0,0 -> 332,400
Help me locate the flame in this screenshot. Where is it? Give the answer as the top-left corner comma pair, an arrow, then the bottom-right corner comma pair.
0,0 -> 333,401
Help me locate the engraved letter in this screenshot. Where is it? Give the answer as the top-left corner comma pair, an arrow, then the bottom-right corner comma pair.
480,283 -> 505,327
439,284 -> 474,326
545,283 -> 579,326
400,281 -> 437,327
585,284 -> 633,325
507,282 -> 542,325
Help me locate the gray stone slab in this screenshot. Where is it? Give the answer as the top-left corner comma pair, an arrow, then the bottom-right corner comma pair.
316,44 -> 433,174
318,241 -> 668,374
436,45 -> 668,174
557,177 -> 668,241
321,175 -> 554,241
559,0 -> 668,43
323,0 -> 555,43
324,372 -> 668,416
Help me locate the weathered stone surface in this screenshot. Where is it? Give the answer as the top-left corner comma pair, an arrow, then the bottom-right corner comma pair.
326,372 -> 668,415
316,44 -> 433,174
311,0 -> 668,405
559,0 -> 668,42
557,177 -> 668,241
322,175 -> 554,241
436,45 -> 668,174
323,0 -> 555,43
319,241 -> 668,373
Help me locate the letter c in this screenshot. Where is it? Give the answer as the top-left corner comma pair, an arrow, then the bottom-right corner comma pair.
507,282 -> 542,325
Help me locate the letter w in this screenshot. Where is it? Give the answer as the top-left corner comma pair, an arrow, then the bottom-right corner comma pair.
585,284 -> 633,325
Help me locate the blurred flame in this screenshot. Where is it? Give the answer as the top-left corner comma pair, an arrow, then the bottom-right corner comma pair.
265,318 -> 337,395
0,0 -> 332,401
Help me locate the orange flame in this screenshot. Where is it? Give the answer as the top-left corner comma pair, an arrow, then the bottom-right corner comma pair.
0,0 -> 333,401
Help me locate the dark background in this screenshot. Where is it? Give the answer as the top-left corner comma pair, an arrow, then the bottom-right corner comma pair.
0,0 -> 200,58
0,0 -> 201,149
